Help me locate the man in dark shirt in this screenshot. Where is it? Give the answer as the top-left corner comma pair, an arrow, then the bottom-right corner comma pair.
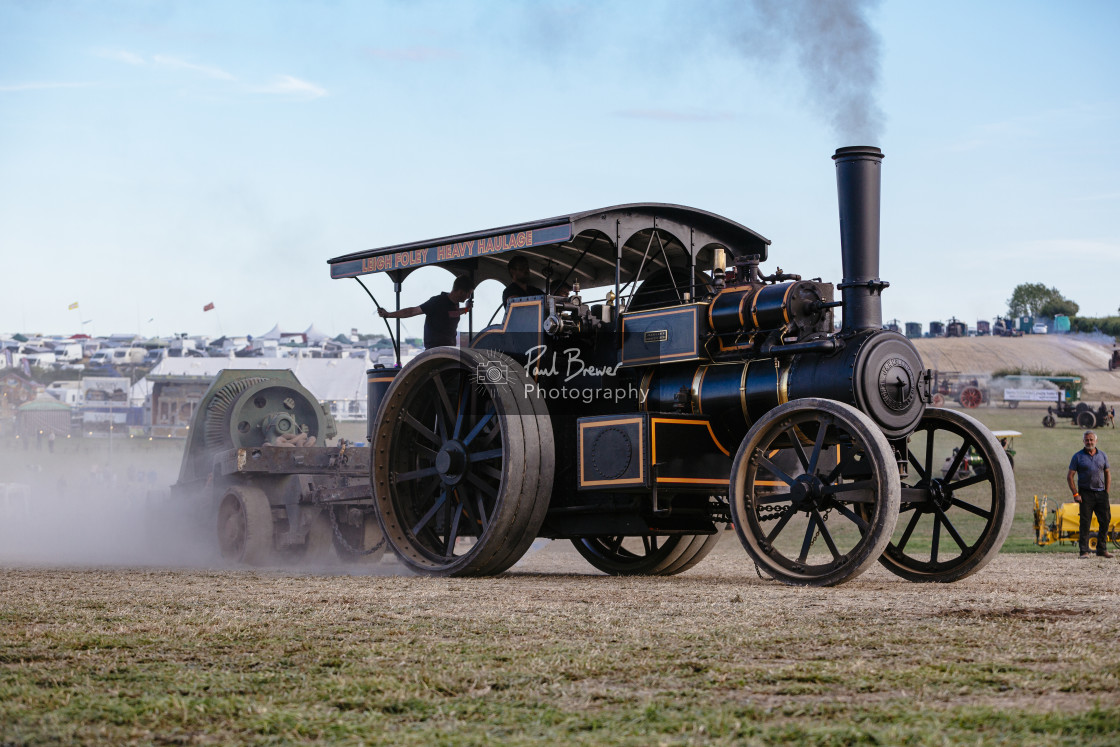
502,256 -> 546,304
379,275 -> 474,349
1067,430 -> 1113,559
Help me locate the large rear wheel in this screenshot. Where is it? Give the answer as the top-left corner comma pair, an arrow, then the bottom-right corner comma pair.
371,348 -> 553,576
572,532 -> 719,576
729,399 -> 899,587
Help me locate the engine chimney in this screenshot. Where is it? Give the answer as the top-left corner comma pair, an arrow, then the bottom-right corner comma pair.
832,146 -> 887,335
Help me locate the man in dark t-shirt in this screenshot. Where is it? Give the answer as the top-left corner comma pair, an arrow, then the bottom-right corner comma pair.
1067,430 -> 1113,558
379,275 -> 474,349
502,255 -> 545,304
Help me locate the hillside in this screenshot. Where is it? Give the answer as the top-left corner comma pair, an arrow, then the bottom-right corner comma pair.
912,334 -> 1120,401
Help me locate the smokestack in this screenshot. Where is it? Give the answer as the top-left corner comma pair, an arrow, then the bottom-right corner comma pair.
833,145 -> 886,334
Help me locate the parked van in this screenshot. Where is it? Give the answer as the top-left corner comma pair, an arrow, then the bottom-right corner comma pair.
89,347 -> 146,368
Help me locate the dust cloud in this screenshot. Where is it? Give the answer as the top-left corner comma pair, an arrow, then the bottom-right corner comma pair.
0,435 -> 411,575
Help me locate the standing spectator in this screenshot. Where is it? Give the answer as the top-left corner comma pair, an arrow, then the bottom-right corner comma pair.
1067,430 -> 1113,559
379,275 -> 474,349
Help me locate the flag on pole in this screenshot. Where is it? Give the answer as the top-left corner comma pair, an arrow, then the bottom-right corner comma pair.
68,301 -> 79,310
203,302 -> 215,312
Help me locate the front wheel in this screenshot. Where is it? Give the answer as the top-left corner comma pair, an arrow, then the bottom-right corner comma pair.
877,408 -> 1015,582
729,398 -> 900,587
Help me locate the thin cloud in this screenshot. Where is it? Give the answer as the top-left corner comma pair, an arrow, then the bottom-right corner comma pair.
95,48 -> 145,66
0,81 -> 96,92
153,55 -> 235,81
365,46 -> 458,62
254,75 -> 327,99
616,108 -> 734,123
999,239 -> 1119,260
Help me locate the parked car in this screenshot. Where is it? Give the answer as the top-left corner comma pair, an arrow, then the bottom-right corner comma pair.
1032,323 -> 1048,334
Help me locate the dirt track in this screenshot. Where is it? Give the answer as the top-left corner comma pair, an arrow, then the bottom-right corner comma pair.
913,334 -> 1120,401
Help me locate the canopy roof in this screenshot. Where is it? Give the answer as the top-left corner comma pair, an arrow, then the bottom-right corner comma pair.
328,203 -> 770,289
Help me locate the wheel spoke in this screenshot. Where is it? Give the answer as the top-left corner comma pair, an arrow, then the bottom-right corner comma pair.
401,411 -> 441,447
832,503 -> 869,535
475,463 -> 503,482
458,486 -> 482,527
896,509 -> 922,553
944,439 -> 972,481
462,408 -> 496,447
811,508 -> 841,560
757,456 -> 796,487
394,465 -> 440,484
787,429 -> 810,471
823,450 -> 858,485
947,472 -> 991,491
949,497 -> 992,519
432,374 -> 457,429
453,378 -> 468,439
468,447 -> 504,463
465,470 -> 498,498
411,489 -> 449,536
932,504 -> 970,552
807,419 -> 830,474
924,428 -> 935,482
797,514 -> 816,564
444,497 -> 464,555
907,448 -> 929,482
930,512 -> 941,563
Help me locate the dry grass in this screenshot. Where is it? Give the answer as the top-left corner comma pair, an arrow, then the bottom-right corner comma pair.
3,544 -> 1120,745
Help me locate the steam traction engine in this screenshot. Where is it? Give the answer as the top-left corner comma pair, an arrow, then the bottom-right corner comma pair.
320,146 -> 1016,586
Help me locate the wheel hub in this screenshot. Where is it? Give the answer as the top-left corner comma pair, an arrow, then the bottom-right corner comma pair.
790,473 -> 825,509
928,478 -> 952,511
436,441 -> 468,485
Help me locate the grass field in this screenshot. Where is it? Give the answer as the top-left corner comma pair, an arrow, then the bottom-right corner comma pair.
1,403 -> 1118,745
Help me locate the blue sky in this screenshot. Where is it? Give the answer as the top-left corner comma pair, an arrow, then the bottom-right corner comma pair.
1,0 -> 1117,341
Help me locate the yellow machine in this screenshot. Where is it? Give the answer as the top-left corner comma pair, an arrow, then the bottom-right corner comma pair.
1034,495 -> 1120,551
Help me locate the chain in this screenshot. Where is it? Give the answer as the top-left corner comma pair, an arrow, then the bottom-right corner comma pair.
327,505 -> 387,557
807,507 -> 833,552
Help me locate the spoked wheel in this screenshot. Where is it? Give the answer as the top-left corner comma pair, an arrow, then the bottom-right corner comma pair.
371,347 -> 554,576
1042,414 -> 1056,428
572,532 -> 719,576
729,398 -> 900,587
878,408 -> 1015,582
217,485 -> 274,565
958,386 -> 983,409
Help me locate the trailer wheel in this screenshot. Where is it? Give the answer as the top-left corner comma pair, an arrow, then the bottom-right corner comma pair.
729,398 -> 900,587
1042,415 -> 1056,428
217,485 -> 274,565
371,347 -> 553,576
877,408 -> 1015,583
958,386 -> 983,409
572,532 -> 719,576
